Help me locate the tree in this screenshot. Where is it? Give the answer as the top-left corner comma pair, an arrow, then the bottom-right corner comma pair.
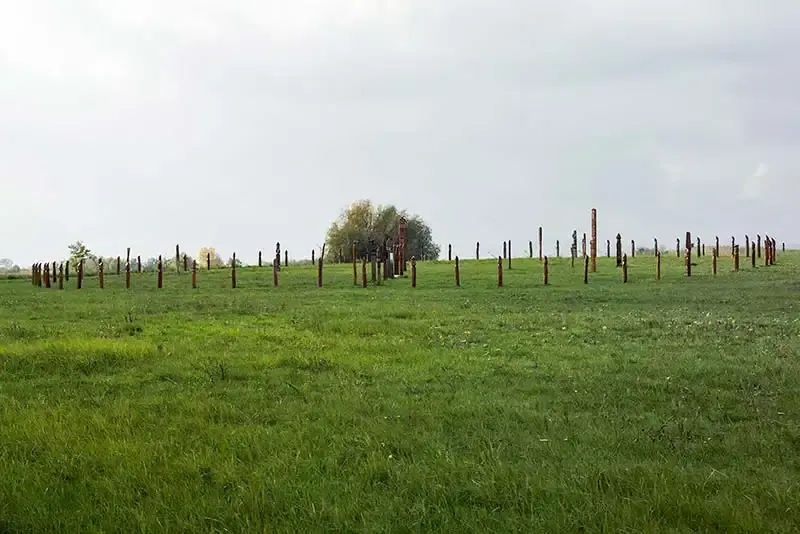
68,241 -> 95,266
325,200 -> 441,262
197,247 -> 224,268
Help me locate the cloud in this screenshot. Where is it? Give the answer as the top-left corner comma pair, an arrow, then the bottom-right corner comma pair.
738,163 -> 770,200
1,0 -> 799,265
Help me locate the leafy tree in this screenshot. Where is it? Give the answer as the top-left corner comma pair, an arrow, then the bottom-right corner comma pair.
197,247 -> 224,268
68,241 -> 95,266
325,200 -> 440,262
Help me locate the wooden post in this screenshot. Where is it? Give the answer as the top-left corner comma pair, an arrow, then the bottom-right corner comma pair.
192,260 -> 197,288
773,238 -> 778,264
734,245 -> 740,272
751,243 -> 756,268
317,258 -> 323,288
757,235 -> 762,258
58,263 -> 64,290
126,247 -> 131,267
654,238 -> 658,256
183,254 -> 187,272
371,250 -> 377,282
176,245 -> 180,272
448,244 -> 452,262
157,257 -> 163,289
99,259 -> 104,289
702,244 -> 705,256
476,242 -> 480,260
529,240 -> 533,259
622,254 -> 628,283
126,261 -> 131,289
764,236 -> 770,266
51,262 -> 56,288
782,242 -> 785,253
676,238 -> 681,258
361,258 -> 367,288
411,256 -> 417,288
65,261 -> 70,281
352,242 -> 357,285
745,235 -> 750,257
712,251 -> 717,276
656,252 -> 661,280
631,240 -> 635,258
556,240 -> 560,258
697,237 -> 701,256
685,231 -> 692,277
231,253 -> 237,288
137,256 -> 141,273
507,240 -> 511,270
615,234 -> 622,267
606,239 -> 611,258
258,251 -> 262,267
731,237 -> 735,258
715,236 -> 720,257
583,255 -> 589,284
497,256 -> 503,287
502,241 -> 507,260
539,226 -> 544,262
44,263 -> 50,288
206,253 -> 211,270
284,250 -> 288,267
77,260 -> 83,289
581,233 -> 587,257
543,256 -> 549,285
273,259 -> 279,287
455,256 -> 461,287
590,209 -> 597,272
116,256 -> 120,275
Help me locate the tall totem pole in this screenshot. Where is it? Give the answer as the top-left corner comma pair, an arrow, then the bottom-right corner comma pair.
398,217 -> 408,274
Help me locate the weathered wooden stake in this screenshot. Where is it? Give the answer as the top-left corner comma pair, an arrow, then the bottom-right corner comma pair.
476,242 -> 480,260
556,240 -> 560,258
544,256 -> 549,285
361,259 -> 367,288
51,262 -> 56,287
676,238 -> 680,258
583,255 -> 589,284
697,237 -> 701,256
581,233 -> 587,257
757,235 -> 762,258
782,242 -> 785,253
137,256 -> 141,273
712,251 -> 718,276
126,262 -> 131,289
507,240 -> 512,270
734,245 -> 740,272
77,260 -> 84,289
745,235 -> 750,257
207,253 -> 211,270
312,249 -> 316,265
497,256 -> 503,287
590,209 -> 597,272
622,254 -> 628,283
631,240 -> 635,258
284,250 -> 288,267
44,263 -> 51,288
411,257 -> 417,288
751,243 -> 756,268
65,261 -> 70,281
731,236 -> 735,258
192,260 -> 197,289
318,258 -> 323,288
539,226 -> 544,261
157,257 -> 163,289
352,242 -> 357,285
615,234 -> 622,267
656,252 -> 661,280
273,259 -> 279,287
715,236 -> 720,257
529,240 -> 533,259
607,239 -> 611,258
455,256 -> 461,287
702,244 -> 705,256
183,254 -> 187,272
176,245 -> 180,272
116,256 -> 120,275
231,253 -> 237,289
99,260 -> 104,289
764,236 -> 770,266
685,231 -> 692,277
126,247 -> 131,266
502,241 -> 507,260
654,238 -> 659,256
58,263 -> 64,290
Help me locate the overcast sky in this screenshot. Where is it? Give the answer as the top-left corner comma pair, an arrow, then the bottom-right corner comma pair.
2,1 -> 799,265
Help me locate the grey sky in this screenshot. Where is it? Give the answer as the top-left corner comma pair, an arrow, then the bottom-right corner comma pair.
2,1 -> 799,266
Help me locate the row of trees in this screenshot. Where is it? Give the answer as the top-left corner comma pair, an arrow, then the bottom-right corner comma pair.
8,200 -> 439,274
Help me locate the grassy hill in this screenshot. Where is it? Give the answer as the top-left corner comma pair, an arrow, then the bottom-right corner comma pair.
1,252 -> 799,532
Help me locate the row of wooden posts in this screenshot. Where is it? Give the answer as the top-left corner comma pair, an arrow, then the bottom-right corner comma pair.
30,236 -> 779,291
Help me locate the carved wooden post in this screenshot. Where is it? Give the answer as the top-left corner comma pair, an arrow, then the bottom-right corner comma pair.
615,234 -> 622,267
116,256 -> 120,275
77,260 -> 83,289
44,263 -> 51,288
284,250 -> 288,267
126,261 -> 131,289
583,255 -> 589,284
712,250 -> 717,276
529,240 -> 533,259
764,236 -> 770,266
276,242 -> 281,267
273,258 -> 279,287
508,240 -> 512,270
176,245 -> 180,272
715,236 -> 720,257
126,247 -> 131,267
318,257 -> 323,288
99,259 -> 104,289
312,249 -> 316,265
231,253 -> 237,289
137,256 -> 141,273
361,258 -> 367,288
656,252 -> 661,280
622,254 -> 628,283
157,257 -> 163,289
206,253 -> 211,270
731,236 -> 735,258
606,239 -> 610,258
497,256 -> 503,287
411,256 -> 417,288
502,241 -> 507,260
734,245 -> 740,272
702,244 -> 705,256
751,243 -> 756,268
590,208 -> 597,272
696,237 -> 701,256
631,240 -> 635,257
58,263 -> 64,290
475,242 -> 480,260
454,256 -> 461,287
539,226 -> 544,262
745,236 -> 750,257
556,240 -> 560,258
192,260 -> 197,289
757,235 -> 761,258
773,238 -> 778,264
65,260 -> 70,281
685,231 -> 692,277
654,238 -> 658,256
448,244 -> 453,262
543,256 -> 549,285
183,254 -> 187,272
581,233 -> 587,257
676,238 -> 680,258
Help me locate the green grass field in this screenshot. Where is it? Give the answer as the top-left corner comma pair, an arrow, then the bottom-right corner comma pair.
1,252 -> 799,533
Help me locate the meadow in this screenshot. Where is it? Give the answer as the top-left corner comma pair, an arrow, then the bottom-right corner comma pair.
1,251 -> 799,533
